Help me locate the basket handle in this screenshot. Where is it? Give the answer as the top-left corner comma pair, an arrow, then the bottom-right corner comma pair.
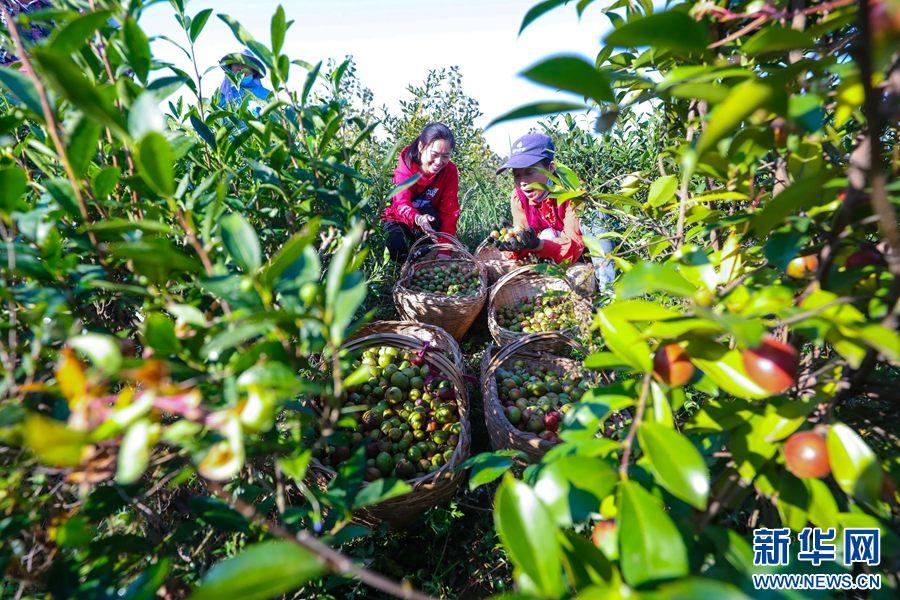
482,331 -> 588,385
400,233 -> 478,277
488,263 -> 581,306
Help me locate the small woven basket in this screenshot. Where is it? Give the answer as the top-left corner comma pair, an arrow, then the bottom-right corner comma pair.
347,321 -> 464,373
487,265 -> 592,353
480,332 -> 592,464
306,332 -> 471,529
393,234 -> 488,342
474,240 -> 533,286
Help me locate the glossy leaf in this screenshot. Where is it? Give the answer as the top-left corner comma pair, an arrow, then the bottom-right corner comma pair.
353,479 -> 412,509
558,531 -> 614,590
117,419 -> 154,484
142,313 -> 182,355
642,578 -> 752,600
616,261 -> 696,299
684,340 -> 770,400
0,66 -> 44,115
639,422 -> 709,509
191,540 -> 326,600
755,169 -> 840,237
605,11 -> 708,53
67,118 -> 101,178
697,80 -> 784,156
494,475 -> 566,598
0,167 -> 28,215
48,10 -> 114,54
190,8 -> 214,43
827,423 -> 882,503
742,27 -> 812,55
122,17 -> 152,83
521,55 -> 613,103
219,213 -> 262,273
519,0 -> 568,35
136,132 -> 175,197
595,311 -> 652,374
648,175 -> 677,208
488,102 -> 588,127
618,479 -> 689,588
460,452 -> 520,490
533,456 -> 618,526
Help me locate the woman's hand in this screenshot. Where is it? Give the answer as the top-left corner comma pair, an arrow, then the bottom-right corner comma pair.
414,214 -> 439,242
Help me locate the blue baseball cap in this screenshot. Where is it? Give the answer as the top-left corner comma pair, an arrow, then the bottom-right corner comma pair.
496,133 -> 555,174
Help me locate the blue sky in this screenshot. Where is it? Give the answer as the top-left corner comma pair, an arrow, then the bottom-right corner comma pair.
141,0 -> 613,153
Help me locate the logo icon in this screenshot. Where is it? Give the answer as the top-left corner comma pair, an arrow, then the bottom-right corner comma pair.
844,528 -> 880,566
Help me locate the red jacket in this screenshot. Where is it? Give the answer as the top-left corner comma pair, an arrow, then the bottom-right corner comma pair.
383,146 -> 460,239
509,187 -> 584,264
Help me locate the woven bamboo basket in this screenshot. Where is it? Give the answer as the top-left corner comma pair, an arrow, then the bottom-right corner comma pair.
306,332 -> 471,529
487,265 -> 592,353
480,333 -> 593,464
348,321 -> 464,373
474,240 -> 532,286
393,234 -> 488,342
566,263 -> 599,297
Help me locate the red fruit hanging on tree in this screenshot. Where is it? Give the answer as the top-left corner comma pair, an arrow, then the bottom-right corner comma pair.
742,337 -> 799,394
784,432 -> 831,479
652,345 -> 695,387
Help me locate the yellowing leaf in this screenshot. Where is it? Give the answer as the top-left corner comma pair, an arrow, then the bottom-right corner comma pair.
24,414 -> 89,467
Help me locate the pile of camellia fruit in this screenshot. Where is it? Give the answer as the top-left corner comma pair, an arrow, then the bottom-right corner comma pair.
495,360 -> 591,444
496,292 -> 579,333
307,346 -> 462,481
409,263 -> 481,296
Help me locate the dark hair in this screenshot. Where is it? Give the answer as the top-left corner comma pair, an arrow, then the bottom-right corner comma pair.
405,123 -> 455,169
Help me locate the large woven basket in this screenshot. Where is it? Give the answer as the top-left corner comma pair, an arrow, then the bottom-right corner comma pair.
474,240 -> 532,286
348,321 -> 464,373
306,332 -> 471,529
480,333 -> 593,464
393,234 -> 488,342
487,265 -> 592,353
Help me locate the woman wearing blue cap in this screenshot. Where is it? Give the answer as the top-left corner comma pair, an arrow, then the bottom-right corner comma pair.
218,50 -> 271,115
495,133 -> 585,264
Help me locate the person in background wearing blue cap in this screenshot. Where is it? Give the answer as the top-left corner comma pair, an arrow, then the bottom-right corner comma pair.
494,132 -> 585,265
218,50 -> 271,117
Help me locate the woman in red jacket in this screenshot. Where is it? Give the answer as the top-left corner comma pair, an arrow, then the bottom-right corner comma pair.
382,123 -> 460,261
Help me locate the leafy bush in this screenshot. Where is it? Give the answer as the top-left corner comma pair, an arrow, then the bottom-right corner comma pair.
0,0 -> 898,599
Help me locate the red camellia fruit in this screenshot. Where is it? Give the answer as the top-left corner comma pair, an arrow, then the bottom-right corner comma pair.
784,432 -> 831,479
652,345 -> 695,387
591,520 -> 617,548
786,255 -> 818,278
742,338 -> 799,394
844,249 -> 882,269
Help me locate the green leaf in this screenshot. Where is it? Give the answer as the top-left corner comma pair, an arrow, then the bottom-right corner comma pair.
136,132 -> 175,197
494,475 -> 566,598
122,17 -> 151,83
263,226 -> 319,288
121,559 -> 172,600
696,80 -> 785,156
270,5 -> 287,55
648,175 -> 677,207
638,422 -> 709,510
827,423 -> 882,504
0,66 -> 44,115
519,0 -> 569,35
742,27 -> 812,55
560,392 -> 633,442
755,169 -> 840,237
616,261 -> 696,299
190,8 -> 214,43
595,311 -> 652,374
0,168 -> 28,215
488,102 -> 588,127
117,419 -> 154,484
301,60 -> 322,105
618,479 -> 689,588
558,531 -> 615,590
533,456 -> 618,527
68,333 -> 122,376
352,479 -> 412,509
324,224 -> 365,343
805,478 -> 839,530
191,540 -> 326,600
48,10 -> 113,54
142,313 -> 182,355
128,91 -> 167,140
684,340 -> 770,399
605,11 -> 708,54
776,472 -> 809,532
67,118 -> 101,178
190,113 -> 218,150
460,452 -> 518,490
642,578 -> 753,600
521,55 -> 613,103
92,166 -> 121,199
219,213 -> 262,272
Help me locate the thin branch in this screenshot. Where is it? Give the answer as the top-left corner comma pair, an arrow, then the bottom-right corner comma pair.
619,374 -> 651,479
